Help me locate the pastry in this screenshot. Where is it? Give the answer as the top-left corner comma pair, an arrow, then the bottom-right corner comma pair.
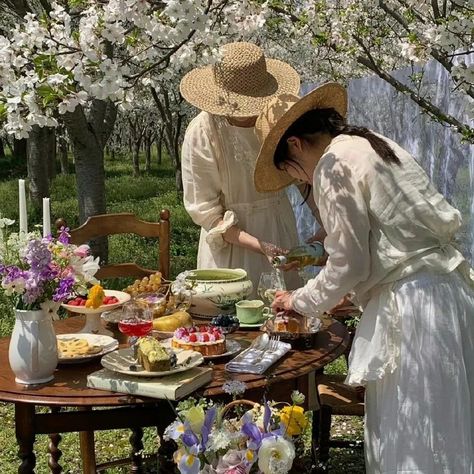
274,313 -> 303,333
171,326 -> 226,356
137,336 -> 175,371
152,310 -> 193,332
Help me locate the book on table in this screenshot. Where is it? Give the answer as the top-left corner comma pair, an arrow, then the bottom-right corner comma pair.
87,367 -> 212,400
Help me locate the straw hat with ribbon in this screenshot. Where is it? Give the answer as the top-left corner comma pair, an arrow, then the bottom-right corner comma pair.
254,83 -> 348,193
180,42 -> 300,117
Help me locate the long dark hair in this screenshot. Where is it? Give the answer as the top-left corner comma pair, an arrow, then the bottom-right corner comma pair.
274,108 -> 401,172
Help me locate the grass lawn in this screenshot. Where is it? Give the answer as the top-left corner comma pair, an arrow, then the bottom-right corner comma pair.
0,152 -> 364,473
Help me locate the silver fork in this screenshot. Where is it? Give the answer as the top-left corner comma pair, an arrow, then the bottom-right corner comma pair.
254,336 -> 280,364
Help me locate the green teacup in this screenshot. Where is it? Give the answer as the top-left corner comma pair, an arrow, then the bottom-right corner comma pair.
235,300 -> 271,324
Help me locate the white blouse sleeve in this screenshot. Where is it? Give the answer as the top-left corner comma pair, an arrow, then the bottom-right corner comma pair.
291,154 -> 371,316
181,117 -> 236,242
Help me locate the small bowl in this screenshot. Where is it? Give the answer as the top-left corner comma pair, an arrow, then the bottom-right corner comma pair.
211,321 -> 240,335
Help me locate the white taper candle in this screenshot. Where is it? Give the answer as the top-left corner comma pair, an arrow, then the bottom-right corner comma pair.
18,179 -> 27,234
42,197 -> 51,238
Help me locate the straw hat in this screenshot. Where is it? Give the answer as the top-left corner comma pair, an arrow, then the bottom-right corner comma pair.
254,83 -> 348,193
180,42 -> 300,117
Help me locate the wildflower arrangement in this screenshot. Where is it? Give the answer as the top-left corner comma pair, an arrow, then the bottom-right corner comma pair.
0,218 -> 99,313
164,388 -> 310,474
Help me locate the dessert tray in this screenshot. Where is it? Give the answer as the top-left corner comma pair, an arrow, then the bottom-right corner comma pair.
101,347 -> 203,377
57,334 -> 118,364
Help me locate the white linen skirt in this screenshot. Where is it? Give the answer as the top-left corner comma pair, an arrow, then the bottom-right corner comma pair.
364,270 -> 474,474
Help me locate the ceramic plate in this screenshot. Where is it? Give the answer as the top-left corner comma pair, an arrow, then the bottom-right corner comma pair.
160,338 -> 242,360
57,333 -> 118,364
101,347 -> 204,377
238,321 -> 265,329
62,290 -> 131,314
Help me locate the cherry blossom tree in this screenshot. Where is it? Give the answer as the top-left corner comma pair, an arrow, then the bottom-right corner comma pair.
267,0 -> 474,141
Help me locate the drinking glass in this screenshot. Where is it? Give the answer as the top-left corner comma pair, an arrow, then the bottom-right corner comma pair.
257,270 -> 287,306
118,300 -> 153,348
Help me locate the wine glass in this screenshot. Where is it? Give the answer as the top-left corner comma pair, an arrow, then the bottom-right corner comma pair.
257,270 -> 287,306
118,300 -> 153,349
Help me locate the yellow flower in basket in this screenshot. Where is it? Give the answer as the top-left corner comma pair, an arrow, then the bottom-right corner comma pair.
279,405 -> 308,436
85,284 -> 105,309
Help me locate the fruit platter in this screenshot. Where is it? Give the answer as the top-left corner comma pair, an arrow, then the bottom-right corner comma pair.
62,285 -> 130,336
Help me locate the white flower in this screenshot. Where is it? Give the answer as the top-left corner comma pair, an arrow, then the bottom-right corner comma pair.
257,436 -> 295,474
0,218 -> 15,228
207,429 -> 232,451
222,380 -> 247,397
40,300 -> 61,320
290,390 -> 305,405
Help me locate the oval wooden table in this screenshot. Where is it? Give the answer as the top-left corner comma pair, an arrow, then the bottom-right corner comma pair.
0,316 -> 349,474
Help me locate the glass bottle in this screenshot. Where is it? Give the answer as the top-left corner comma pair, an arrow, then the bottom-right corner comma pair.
272,242 -> 326,268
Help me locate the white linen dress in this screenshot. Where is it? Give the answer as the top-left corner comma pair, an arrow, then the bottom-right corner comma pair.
181,112 -> 301,294
290,134 -> 474,474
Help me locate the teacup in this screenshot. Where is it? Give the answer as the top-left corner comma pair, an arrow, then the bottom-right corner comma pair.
235,300 -> 271,324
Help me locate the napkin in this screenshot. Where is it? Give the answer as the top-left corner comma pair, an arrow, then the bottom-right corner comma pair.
225,340 -> 291,374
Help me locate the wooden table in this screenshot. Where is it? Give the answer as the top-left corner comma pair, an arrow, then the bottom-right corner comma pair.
0,316 -> 349,474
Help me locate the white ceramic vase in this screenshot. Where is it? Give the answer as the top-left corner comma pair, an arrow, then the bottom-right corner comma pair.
8,308 -> 58,385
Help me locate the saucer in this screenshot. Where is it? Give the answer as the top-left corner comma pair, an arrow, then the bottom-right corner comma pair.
238,321 -> 265,328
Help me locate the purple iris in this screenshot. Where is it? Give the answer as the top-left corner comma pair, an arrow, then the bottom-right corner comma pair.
241,421 -> 263,451
53,276 -> 75,302
182,429 -> 200,449
201,406 -> 217,449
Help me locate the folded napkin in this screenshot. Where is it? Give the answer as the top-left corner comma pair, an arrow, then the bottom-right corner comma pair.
225,341 -> 291,374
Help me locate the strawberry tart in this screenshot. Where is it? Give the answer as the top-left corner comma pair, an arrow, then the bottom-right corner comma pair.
171,326 -> 226,356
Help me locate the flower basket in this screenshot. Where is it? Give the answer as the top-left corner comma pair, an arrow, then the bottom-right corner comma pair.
164,390 -> 310,474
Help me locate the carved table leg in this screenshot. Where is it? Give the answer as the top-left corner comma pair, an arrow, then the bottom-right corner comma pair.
47,407 -> 62,474
157,407 -> 177,474
15,403 -> 36,474
78,407 -> 96,474
130,427 -> 144,473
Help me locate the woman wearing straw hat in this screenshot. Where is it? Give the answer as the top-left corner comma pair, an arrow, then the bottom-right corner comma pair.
254,83 -> 474,473
180,42 -> 304,292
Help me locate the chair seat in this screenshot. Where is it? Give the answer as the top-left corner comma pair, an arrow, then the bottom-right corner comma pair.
316,374 -> 365,416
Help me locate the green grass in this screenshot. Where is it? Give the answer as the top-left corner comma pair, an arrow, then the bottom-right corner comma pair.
0,152 -> 364,473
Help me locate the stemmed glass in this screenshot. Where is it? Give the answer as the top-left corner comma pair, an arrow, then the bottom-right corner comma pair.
118,300 -> 153,350
257,270 -> 287,306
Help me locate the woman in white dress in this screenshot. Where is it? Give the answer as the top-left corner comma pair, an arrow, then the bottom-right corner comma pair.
253,83 -> 474,473
180,42 -> 303,292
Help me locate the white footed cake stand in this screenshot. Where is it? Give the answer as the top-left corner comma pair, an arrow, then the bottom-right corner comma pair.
61,290 -> 131,336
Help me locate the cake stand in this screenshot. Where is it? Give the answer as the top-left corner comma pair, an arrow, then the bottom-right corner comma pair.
61,290 -> 131,336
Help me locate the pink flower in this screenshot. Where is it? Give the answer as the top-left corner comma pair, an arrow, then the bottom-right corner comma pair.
73,245 -> 89,258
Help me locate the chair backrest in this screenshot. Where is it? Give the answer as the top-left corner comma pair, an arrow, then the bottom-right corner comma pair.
56,210 -> 170,280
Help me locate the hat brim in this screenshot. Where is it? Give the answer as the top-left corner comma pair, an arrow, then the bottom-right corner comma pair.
180,59 -> 300,117
254,83 -> 348,193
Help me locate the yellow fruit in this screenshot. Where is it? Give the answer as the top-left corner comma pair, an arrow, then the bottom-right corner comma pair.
152,311 -> 193,332
85,284 -> 105,309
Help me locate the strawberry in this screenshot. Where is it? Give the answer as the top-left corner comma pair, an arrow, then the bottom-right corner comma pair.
189,333 -> 197,342
202,333 -> 209,342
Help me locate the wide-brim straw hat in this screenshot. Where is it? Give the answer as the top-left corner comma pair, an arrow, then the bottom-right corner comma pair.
254,83 -> 348,193
180,42 -> 300,117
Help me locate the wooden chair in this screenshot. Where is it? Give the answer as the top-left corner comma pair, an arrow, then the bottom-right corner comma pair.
55,210 -> 171,473
312,315 -> 365,468
56,210 -> 170,280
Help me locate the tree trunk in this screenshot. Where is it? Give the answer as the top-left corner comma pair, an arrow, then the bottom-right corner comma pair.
14,138 -> 27,162
27,125 -> 51,210
145,137 -> 151,172
0,138 -> 5,159
47,128 -> 56,180
62,99 -> 117,264
132,140 -> 140,177
157,136 -> 163,165
58,134 -> 69,174
70,139 -> 108,261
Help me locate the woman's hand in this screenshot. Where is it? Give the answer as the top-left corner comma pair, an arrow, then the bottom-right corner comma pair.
271,290 -> 293,313
306,227 -> 327,244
